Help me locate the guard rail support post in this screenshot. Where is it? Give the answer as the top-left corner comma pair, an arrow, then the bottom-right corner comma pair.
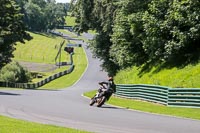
167,87 -> 169,106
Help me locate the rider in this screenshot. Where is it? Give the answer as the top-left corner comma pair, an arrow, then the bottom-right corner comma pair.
98,76 -> 116,100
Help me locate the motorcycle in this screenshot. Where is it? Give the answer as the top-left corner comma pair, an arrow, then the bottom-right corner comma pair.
89,87 -> 112,107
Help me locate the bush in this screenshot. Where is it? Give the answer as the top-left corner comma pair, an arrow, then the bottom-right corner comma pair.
0,62 -> 31,83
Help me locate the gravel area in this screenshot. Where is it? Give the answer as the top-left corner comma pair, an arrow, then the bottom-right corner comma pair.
18,61 -> 58,72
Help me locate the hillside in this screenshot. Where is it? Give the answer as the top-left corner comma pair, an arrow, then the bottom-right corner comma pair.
13,32 -> 66,64
115,63 -> 200,88
11,31 -> 87,89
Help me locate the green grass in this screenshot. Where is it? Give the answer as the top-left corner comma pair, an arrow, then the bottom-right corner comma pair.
65,15 -> 76,26
56,29 -> 88,43
12,31 -> 88,88
88,30 -> 96,35
40,47 -> 87,89
14,32 -> 68,64
57,29 -> 78,39
37,29 -> 87,89
115,63 -> 200,88
84,90 -> 200,120
0,115 -> 90,133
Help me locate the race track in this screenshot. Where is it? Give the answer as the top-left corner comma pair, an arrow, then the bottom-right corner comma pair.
0,34 -> 200,133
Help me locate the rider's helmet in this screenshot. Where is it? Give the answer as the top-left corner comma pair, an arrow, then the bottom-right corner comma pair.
108,76 -> 113,81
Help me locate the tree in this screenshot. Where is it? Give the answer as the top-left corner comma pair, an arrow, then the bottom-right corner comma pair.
0,61 -> 31,83
143,0 -> 200,65
16,0 -> 67,31
110,0 -> 150,68
73,0 -> 200,75
0,0 -> 28,68
44,2 -> 67,30
24,1 -> 45,31
73,0 -> 119,76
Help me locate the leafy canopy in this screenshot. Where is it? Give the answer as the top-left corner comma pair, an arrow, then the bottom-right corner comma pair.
73,0 -> 200,75
0,0 -> 28,68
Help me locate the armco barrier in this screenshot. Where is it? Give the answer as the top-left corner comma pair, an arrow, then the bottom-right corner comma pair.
115,84 -> 169,105
0,65 -> 74,89
115,84 -> 200,108
168,88 -> 200,108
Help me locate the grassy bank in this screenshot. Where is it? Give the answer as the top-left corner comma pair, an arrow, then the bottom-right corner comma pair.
57,29 -> 78,39
65,15 -> 76,27
12,31 -> 87,89
14,32 -> 67,64
115,63 -> 200,88
84,90 -> 200,120
0,115 -> 89,133
40,46 -> 87,89
39,29 -> 88,89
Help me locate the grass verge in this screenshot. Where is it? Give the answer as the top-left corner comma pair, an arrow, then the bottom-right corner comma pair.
84,90 -> 200,120
0,115 -> 90,133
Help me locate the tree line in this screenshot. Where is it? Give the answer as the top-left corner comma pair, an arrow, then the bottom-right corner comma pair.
72,0 -> 200,76
0,0 -> 69,69
16,0 -> 69,31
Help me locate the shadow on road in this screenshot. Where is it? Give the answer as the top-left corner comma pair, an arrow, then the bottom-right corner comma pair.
100,106 -> 121,110
0,92 -> 20,96
26,88 -> 60,91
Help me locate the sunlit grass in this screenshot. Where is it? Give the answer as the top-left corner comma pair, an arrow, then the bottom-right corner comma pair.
13,32 -> 68,64
12,31 -> 87,89
115,63 -> 200,88
40,47 -> 87,89
65,15 -> 76,26
0,115 -> 90,133
57,29 -> 78,39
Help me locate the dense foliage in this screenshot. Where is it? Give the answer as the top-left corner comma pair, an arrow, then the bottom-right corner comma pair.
15,0 -> 69,31
72,0 -> 119,75
142,0 -> 200,66
0,0 -> 28,68
0,61 -> 31,83
72,0 -> 200,75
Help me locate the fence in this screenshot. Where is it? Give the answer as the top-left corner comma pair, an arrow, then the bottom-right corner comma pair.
168,88 -> 200,108
115,84 -> 200,108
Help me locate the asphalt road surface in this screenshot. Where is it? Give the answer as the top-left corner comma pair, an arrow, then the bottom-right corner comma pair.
1,33 -> 200,133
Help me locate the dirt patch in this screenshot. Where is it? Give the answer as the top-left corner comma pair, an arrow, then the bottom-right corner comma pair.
18,61 -> 58,72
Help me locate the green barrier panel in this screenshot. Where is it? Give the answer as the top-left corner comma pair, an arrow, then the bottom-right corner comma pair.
115,84 -> 200,108
168,88 -> 200,108
115,84 -> 169,105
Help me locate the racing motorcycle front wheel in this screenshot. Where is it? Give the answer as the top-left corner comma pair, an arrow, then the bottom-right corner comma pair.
89,98 -> 96,106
